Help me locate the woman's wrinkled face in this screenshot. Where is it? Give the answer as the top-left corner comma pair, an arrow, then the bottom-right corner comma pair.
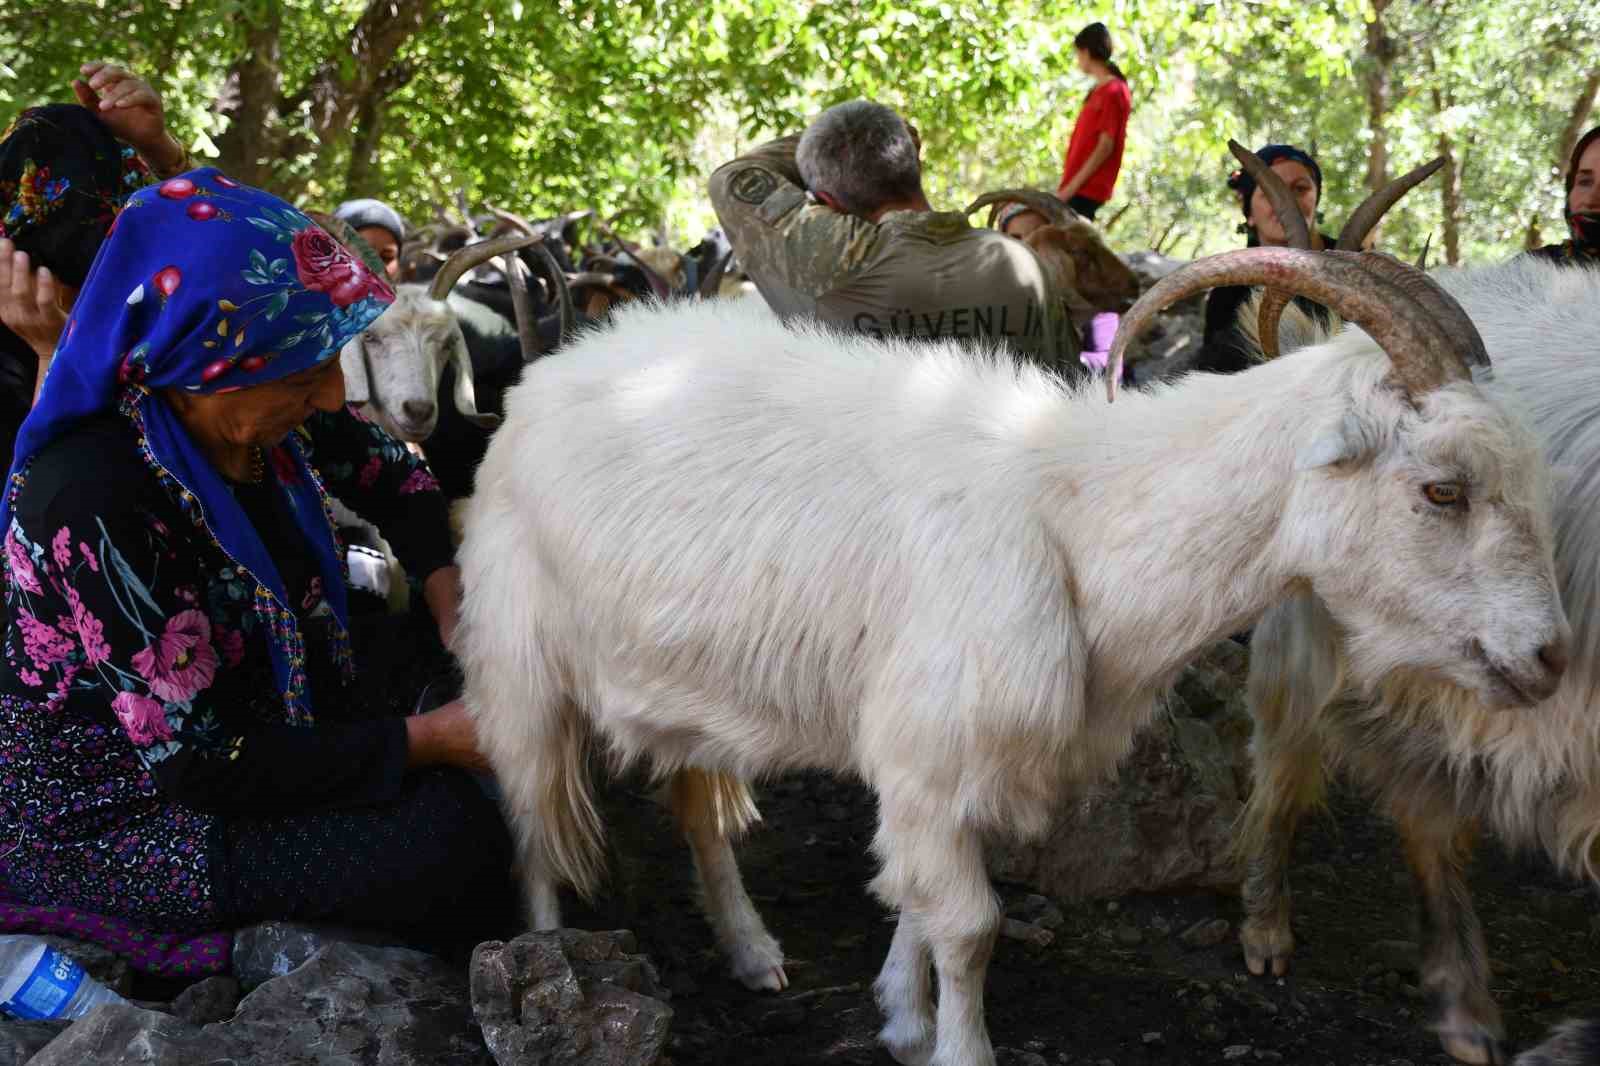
1248,159 -> 1319,246
171,358 -> 346,451
1571,140 -> 1600,216
356,225 -> 402,281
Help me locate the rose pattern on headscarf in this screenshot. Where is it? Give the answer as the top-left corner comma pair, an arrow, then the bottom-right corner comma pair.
290,226 -> 381,308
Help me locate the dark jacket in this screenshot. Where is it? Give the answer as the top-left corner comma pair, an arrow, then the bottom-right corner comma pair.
1195,234 -> 1338,376
0,405 -> 452,930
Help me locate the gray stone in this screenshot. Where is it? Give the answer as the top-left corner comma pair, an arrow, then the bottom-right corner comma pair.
1011,894 -> 1065,930
1179,918 -> 1232,949
29,1004 -> 233,1065
37,937 -> 131,996
989,642 -> 1251,900
1113,924 -> 1144,947
170,975 -> 240,1026
0,1020 -> 67,1066
471,929 -> 672,1066
220,941 -> 491,1065
231,920 -> 403,988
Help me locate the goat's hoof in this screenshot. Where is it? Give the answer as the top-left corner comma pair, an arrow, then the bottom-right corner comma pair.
729,936 -> 788,991
1439,1029 -> 1505,1065
1240,920 -> 1294,978
879,1016 -> 934,1066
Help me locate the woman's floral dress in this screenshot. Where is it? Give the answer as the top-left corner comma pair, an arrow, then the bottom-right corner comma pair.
0,405 -> 461,931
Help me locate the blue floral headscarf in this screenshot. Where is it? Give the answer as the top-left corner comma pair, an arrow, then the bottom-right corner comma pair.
3,168 -> 395,721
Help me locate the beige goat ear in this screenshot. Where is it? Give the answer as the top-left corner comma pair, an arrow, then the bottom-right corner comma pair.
340,337 -> 371,407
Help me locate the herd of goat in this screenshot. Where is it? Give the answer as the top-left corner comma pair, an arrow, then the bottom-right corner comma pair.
334,163 -> 1600,1066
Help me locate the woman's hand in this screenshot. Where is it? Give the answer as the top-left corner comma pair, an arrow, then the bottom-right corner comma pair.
0,241 -> 72,364
423,565 -> 463,649
405,700 -> 492,774
72,62 -> 187,177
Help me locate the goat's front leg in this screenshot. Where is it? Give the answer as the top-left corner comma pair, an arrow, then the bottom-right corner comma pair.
666,769 -> 787,991
875,911 -> 934,1066
1393,805 -> 1503,1066
871,806 -> 999,1066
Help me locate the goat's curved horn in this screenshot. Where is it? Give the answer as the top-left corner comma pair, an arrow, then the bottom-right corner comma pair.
1415,233 -> 1432,271
1106,247 -> 1481,402
965,188 -> 1078,228
487,205 -> 541,237
1228,140 -> 1313,251
1337,157 -> 1445,251
593,217 -> 674,300
1325,250 -> 1488,373
428,232 -> 550,301
527,242 -> 574,349
697,248 -> 734,300
500,252 -> 542,364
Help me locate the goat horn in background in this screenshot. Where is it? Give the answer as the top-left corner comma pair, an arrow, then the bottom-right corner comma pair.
429,232 -> 550,301
1106,246 -> 1481,403
592,217 -> 674,301
1415,233 -> 1432,271
964,188 -> 1080,228
1337,157 -> 1445,251
487,205 -> 541,237
500,252 -> 543,363
527,242 -> 575,349
697,248 -> 734,300
1228,140 -> 1314,360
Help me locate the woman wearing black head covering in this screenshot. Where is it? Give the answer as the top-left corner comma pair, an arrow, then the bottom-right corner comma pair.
1194,143 -> 1337,376
0,65 -> 193,472
1528,126 -> 1600,267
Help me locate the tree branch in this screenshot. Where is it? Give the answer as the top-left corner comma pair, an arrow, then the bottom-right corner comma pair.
1555,68 -> 1600,183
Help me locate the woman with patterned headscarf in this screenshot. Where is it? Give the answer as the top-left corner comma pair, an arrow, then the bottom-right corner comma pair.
0,64 -> 193,473
1529,125 -> 1600,268
0,171 -> 514,953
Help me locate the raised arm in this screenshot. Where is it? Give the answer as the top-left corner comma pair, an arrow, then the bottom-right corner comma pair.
708,134 -> 874,316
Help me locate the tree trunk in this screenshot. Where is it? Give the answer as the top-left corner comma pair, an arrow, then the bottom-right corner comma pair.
1362,0 -> 1395,194
213,3 -> 285,188
345,95 -> 386,200
1430,86 -> 1463,266
1555,69 -> 1600,182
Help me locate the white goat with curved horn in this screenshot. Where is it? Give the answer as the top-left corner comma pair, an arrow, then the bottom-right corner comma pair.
454,234 -> 1567,1066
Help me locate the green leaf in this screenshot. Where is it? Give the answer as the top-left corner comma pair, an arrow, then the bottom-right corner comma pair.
264,290 -> 290,320
249,248 -> 268,272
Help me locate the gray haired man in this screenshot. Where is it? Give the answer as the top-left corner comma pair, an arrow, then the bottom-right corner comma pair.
710,100 -> 1074,370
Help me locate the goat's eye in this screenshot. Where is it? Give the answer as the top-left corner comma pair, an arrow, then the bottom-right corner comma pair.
1422,482 -> 1465,507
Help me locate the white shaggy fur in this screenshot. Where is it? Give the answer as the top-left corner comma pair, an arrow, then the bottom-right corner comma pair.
455,291 -> 1565,1066
1237,257 -> 1600,1065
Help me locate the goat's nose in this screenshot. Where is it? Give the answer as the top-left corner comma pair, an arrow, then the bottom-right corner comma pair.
401,399 -> 436,424
1539,636 -> 1570,680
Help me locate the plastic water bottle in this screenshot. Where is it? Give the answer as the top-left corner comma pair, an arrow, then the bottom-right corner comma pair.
0,936 -> 126,1021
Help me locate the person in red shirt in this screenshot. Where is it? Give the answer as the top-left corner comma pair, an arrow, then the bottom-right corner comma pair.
1056,23 -> 1132,221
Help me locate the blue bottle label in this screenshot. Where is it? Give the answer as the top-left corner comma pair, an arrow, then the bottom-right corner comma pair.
3,948 -> 85,1020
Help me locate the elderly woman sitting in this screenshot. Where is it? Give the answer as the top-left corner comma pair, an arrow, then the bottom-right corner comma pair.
0,171 -> 513,953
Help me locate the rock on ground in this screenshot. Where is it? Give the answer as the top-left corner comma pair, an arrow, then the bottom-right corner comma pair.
1119,250 -> 1205,382
471,929 -> 672,1066
231,920 -> 405,989
988,641 -> 1251,900
0,1020 -> 66,1066
219,941 -> 492,1065
28,1004 -> 231,1066
169,975 -> 240,1026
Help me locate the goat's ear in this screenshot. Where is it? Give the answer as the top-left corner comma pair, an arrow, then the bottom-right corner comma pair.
340,336 -> 371,407
1297,411 -> 1373,470
449,331 -> 500,430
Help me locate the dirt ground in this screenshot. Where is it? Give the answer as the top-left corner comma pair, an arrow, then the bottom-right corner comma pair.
575,772 -> 1600,1066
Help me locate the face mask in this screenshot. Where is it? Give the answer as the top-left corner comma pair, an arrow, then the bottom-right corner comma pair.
1567,210 -> 1600,253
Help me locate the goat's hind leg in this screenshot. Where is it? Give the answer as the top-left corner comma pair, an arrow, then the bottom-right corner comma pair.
666,769 -> 787,991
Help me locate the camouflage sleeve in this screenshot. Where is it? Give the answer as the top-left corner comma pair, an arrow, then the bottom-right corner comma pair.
708,135 -> 875,315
